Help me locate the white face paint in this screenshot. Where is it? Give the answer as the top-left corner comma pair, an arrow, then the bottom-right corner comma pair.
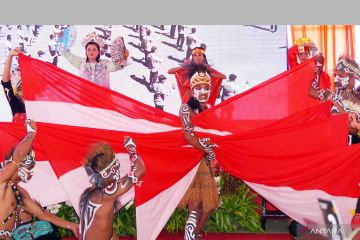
354,79 -> 360,92
192,84 -> 211,103
334,75 -> 350,88
99,159 -> 121,195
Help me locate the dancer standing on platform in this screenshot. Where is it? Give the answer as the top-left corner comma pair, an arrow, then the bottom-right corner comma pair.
168,46 -> 225,104
178,70 -> 220,240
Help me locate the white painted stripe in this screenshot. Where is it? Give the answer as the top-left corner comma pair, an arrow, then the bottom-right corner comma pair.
25,101 -> 233,135
25,101 -> 180,133
59,153 -> 134,216
246,181 -> 356,236
136,163 -> 200,240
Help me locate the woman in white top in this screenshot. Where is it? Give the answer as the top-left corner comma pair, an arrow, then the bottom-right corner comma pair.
62,41 -> 128,89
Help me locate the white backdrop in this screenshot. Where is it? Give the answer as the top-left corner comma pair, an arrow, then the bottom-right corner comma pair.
0,25 -> 288,121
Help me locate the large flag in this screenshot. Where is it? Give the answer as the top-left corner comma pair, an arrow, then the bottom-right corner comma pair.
194,58 -> 320,133
1,54 -> 355,240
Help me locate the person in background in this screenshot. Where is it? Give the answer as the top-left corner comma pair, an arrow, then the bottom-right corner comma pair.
168,47 -> 226,103
1,48 -> 26,123
153,75 -> 169,110
218,74 -> 242,102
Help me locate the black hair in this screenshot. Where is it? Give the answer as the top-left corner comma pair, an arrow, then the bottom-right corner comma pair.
187,97 -> 203,113
183,47 -> 209,79
186,64 -> 210,80
85,41 -> 101,63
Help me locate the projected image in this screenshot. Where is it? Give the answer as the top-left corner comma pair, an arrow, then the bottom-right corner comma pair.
0,25 -> 287,120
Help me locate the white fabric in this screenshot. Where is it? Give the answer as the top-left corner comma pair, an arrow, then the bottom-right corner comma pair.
246,181 -> 356,236
20,161 -> 68,206
25,100 -> 180,133
136,163 -> 200,240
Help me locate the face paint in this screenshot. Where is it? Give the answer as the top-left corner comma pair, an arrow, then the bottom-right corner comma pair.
192,85 -> 211,103
354,79 -> 360,92
334,75 -> 350,88
99,158 -> 121,195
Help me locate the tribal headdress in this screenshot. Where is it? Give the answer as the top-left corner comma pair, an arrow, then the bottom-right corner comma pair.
84,151 -> 121,195
336,56 -> 360,79
190,71 -> 211,89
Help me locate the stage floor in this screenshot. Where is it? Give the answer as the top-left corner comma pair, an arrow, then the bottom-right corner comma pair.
64,233 -> 292,240
156,232 -> 292,240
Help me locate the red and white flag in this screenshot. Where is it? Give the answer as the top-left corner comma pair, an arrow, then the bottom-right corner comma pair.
0,54 -> 356,239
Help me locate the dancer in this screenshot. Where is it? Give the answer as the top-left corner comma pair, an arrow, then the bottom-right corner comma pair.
168,47 -> 225,105
79,136 -> 145,240
1,48 -> 26,123
289,37 -> 330,89
0,120 -> 78,240
178,70 -> 220,240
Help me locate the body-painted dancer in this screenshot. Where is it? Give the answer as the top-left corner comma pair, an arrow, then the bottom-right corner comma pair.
178,70 -> 220,240
309,54 -> 360,228
79,136 -> 145,240
0,120 -> 78,240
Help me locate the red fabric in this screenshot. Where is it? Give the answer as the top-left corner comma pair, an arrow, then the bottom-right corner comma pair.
19,55 -> 179,128
173,67 -> 224,105
215,111 -> 359,197
3,54 -> 357,215
0,122 -> 48,162
193,58 -> 321,133
31,123 -> 203,205
287,46 -> 299,69
288,47 -> 331,90
12,113 -> 27,123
